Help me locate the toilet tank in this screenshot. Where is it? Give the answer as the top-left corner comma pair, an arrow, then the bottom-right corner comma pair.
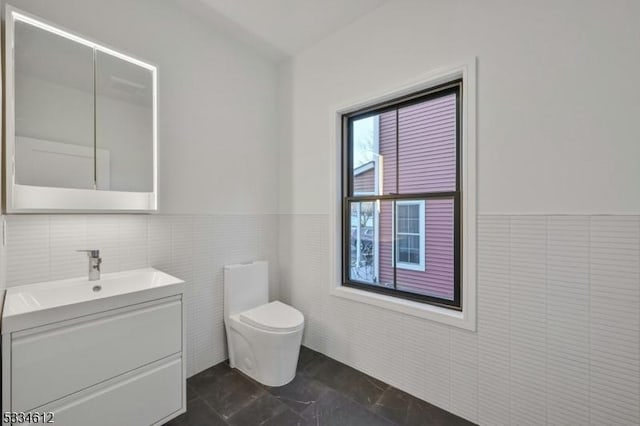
223,261 -> 269,317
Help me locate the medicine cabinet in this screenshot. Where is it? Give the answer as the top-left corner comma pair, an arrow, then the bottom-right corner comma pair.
5,6 -> 157,212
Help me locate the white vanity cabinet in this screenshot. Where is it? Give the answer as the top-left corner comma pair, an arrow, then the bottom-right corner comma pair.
1,268 -> 186,426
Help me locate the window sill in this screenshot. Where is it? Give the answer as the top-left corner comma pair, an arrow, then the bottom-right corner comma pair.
330,284 -> 475,330
396,262 -> 425,272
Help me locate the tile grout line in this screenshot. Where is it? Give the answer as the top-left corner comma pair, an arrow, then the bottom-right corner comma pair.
507,215 -> 512,425
544,216 -> 548,426
448,326 -> 452,413
47,215 -> 52,281
370,384 -> 388,408
587,216 -> 592,425
198,393 -> 230,425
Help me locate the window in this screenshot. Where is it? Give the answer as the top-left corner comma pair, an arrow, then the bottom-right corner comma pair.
395,200 -> 425,271
342,80 -> 462,309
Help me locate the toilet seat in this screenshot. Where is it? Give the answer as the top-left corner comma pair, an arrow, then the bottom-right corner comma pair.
239,301 -> 304,333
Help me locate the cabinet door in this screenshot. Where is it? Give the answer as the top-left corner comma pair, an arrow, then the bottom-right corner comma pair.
13,19 -> 95,190
11,299 -> 182,412
6,7 -> 158,212
28,358 -> 183,426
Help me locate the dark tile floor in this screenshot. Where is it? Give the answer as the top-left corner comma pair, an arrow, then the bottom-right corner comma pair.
166,346 -> 475,426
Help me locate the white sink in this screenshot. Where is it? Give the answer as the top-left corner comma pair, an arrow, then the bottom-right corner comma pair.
2,268 -> 184,333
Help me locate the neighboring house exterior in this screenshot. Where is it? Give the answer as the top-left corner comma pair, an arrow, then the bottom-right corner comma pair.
351,93 -> 456,301
352,162 -> 375,194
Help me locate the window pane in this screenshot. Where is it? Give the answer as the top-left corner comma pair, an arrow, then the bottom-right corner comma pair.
397,234 -> 409,263
352,198 -> 454,300
345,84 -> 461,308
407,205 -> 420,233
396,201 -> 423,268
409,235 -> 420,251
397,203 -> 421,234
408,244 -> 420,264
351,113 -> 397,196
376,200 -> 395,288
398,209 -> 408,233
398,93 -> 457,193
349,200 -> 395,290
395,198 -> 455,300
349,201 -> 376,284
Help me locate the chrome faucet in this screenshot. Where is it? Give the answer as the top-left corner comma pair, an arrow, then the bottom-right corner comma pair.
77,249 -> 102,281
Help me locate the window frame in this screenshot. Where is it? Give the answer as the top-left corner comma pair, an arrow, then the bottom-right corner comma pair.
393,200 -> 426,272
329,60 -> 477,331
342,80 -> 462,310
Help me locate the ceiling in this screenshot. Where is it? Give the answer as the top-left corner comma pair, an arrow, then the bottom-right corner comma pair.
192,0 -> 388,57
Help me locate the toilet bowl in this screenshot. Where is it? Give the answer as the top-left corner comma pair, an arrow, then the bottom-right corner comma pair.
224,261 -> 304,387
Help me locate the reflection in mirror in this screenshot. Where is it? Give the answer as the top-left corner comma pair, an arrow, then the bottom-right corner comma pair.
96,51 -> 154,192
14,20 -> 95,189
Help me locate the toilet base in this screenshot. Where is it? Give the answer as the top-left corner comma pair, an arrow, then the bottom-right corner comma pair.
225,316 -> 304,387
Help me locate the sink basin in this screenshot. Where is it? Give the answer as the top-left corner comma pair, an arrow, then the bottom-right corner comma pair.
2,268 -> 184,333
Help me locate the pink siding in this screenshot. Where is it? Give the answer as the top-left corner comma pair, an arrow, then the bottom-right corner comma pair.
379,199 -> 454,300
377,94 -> 456,300
353,167 -> 375,194
378,200 -> 394,286
398,94 -> 457,193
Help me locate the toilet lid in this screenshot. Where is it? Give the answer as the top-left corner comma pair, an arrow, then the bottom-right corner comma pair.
239,301 -> 304,332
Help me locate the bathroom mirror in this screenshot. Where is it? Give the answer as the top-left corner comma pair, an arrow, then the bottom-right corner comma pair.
5,6 -> 157,212
96,51 -> 154,193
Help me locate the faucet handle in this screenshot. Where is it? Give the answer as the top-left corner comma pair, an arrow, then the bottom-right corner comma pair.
77,249 -> 100,258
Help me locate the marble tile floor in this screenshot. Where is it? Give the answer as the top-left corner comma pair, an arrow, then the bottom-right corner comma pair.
166,346 -> 475,426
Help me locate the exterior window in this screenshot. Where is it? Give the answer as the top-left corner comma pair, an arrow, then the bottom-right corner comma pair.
395,200 -> 425,271
343,80 -> 461,309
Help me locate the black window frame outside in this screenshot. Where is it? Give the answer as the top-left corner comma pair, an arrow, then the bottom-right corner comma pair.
342,80 -> 462,310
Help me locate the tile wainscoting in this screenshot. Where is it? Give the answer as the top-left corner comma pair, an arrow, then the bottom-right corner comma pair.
278,214 -> 640,425
2,214 -> 279,377
3,213 -> 639,425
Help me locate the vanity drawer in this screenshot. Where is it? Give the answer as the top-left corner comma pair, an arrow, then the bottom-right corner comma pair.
11,297 -> 182,412
28,358 -> 182,426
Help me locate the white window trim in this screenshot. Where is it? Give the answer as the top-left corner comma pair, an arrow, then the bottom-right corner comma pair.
393,200 -> 426,272
328,59 -> 477,331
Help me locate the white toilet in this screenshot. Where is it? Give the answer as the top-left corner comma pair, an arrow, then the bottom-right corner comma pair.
223,261 -> 304,387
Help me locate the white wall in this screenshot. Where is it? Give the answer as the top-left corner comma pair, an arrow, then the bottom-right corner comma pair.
279,0 -> 640,424
280,0 -> 640,215
6,0 -> 280,215
2,0 -> 282,377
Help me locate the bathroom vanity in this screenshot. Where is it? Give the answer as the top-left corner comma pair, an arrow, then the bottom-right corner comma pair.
1,268 -> 185,426
0,7 -> 181,424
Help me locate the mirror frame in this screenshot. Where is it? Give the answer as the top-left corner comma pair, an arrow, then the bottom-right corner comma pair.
4,5 -> 158,213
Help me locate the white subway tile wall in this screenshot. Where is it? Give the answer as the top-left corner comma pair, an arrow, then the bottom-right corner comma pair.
278,214 -> 640,426
4,213 -> 639,425
546,216 -> 590,425
0,215 -> 5,289
589,217 -> 640,425
3,214 -> 280,377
